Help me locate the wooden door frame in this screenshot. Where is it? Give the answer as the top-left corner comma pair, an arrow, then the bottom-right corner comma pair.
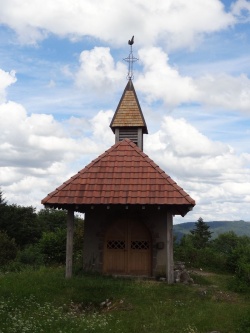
103,217 -> 152,276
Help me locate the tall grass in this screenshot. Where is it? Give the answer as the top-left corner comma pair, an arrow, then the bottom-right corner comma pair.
0,267 -> 249,333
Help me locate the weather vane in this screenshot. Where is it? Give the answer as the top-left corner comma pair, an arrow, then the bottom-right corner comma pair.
123,35 -> 138,80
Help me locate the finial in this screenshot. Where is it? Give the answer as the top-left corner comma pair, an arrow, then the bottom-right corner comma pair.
123,35 -> 138,80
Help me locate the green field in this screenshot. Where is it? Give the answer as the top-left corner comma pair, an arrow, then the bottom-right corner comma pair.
0,267 -> 250,333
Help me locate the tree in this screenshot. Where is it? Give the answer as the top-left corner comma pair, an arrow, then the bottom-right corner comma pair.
0,204 -> 41,248
0,188 -> 7,206
37,208 -> 68,232
212,231 -> 239,255
190,217 -> 212,249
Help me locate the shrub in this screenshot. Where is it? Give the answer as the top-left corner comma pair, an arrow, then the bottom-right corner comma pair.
18,244 -> 44,266
39,228 -> 66,264
233,243 -> 250,285
195,247 -> 227,271
174,234 -> 197,266
236,312 -> 250,332
0,231 -> 18,265
175,232 -> 250,275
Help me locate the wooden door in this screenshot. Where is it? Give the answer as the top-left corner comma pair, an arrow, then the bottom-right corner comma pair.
103,218 -> 151,276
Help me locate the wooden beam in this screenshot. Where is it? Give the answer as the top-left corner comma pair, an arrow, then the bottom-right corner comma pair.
115,128 -> 119,143
166,214 -> 174,284
66,209 -> 74,279
137,128 -> 143,150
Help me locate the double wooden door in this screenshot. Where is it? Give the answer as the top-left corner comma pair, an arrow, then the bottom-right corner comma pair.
103,218 -> 151,276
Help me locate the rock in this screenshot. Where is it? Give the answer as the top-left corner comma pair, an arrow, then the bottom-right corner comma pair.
174,262 -> 193,284
180,270 -> 189,283
174,261 -> 185,270
174,269 -> 181,283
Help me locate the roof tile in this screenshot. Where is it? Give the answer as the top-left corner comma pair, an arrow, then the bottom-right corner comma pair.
42,139 -> 195,209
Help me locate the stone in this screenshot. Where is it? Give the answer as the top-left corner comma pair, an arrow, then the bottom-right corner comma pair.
174,262 -> 193,284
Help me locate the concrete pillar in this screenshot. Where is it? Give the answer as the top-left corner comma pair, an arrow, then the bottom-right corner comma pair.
166,214 -> 174,283
66,209 -> 74,279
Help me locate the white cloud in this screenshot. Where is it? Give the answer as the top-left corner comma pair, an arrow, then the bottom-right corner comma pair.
231,0 -> 250,22
0,71 -> 116,207
135,47 -> 198,106
133,47 -> 250,113
195,73 -> 250,112
0,69 -> 16,103
0,99 -> 110,172
0,0 -> 234,48
75,47 -> 126,93
159,116 -> 230,158
90,109 -> 114,145
145,115 -> 250,222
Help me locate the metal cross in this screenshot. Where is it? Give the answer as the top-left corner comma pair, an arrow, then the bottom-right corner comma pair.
123,35 -> 138,80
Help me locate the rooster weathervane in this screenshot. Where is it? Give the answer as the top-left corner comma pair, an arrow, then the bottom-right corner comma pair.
123,35 -> 138,80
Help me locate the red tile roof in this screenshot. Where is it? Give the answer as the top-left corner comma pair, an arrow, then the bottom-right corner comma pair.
110,79 -> 148,134
42,139 -> 195,215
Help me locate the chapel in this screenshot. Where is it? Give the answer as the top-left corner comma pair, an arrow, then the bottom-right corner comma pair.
41,41 -> 195,283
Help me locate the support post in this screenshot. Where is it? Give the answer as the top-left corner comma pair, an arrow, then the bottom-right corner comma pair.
166,214 -> 174,283
115,128 -> 119,144
66,209 -> 74,279
137,128 -> 143,150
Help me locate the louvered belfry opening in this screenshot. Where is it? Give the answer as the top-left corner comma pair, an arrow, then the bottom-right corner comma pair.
119,127 -> 138,143
115,127 -> 143,148
110,79 -> 148,151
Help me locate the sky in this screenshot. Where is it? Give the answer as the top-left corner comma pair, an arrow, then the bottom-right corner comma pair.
0,0 -> 250,224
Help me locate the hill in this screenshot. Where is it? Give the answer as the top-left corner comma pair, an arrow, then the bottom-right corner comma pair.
173,220 -> 250,241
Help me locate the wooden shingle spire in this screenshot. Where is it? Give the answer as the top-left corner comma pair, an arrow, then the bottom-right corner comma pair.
110,79 -> 148,150
110,36 -> 148,150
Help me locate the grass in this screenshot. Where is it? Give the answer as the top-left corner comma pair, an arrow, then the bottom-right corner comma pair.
0,266 -> 250,333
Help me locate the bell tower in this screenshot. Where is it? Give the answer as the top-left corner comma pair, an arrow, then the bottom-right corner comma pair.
110,36 -> 148,151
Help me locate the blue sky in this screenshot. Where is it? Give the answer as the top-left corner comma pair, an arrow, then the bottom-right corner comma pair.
0,0 -> 250,223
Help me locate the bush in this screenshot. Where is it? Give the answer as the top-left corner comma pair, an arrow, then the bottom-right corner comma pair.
0,231 -> 18,265
175,231 -> 250,276
18,244 -> 44,266
39,228 -> 66,264
174,234 -> 197,266
229,276 -> 250,293
195,247 -> 228,271
232,243 -> 250,287
236,312 -> 250,332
